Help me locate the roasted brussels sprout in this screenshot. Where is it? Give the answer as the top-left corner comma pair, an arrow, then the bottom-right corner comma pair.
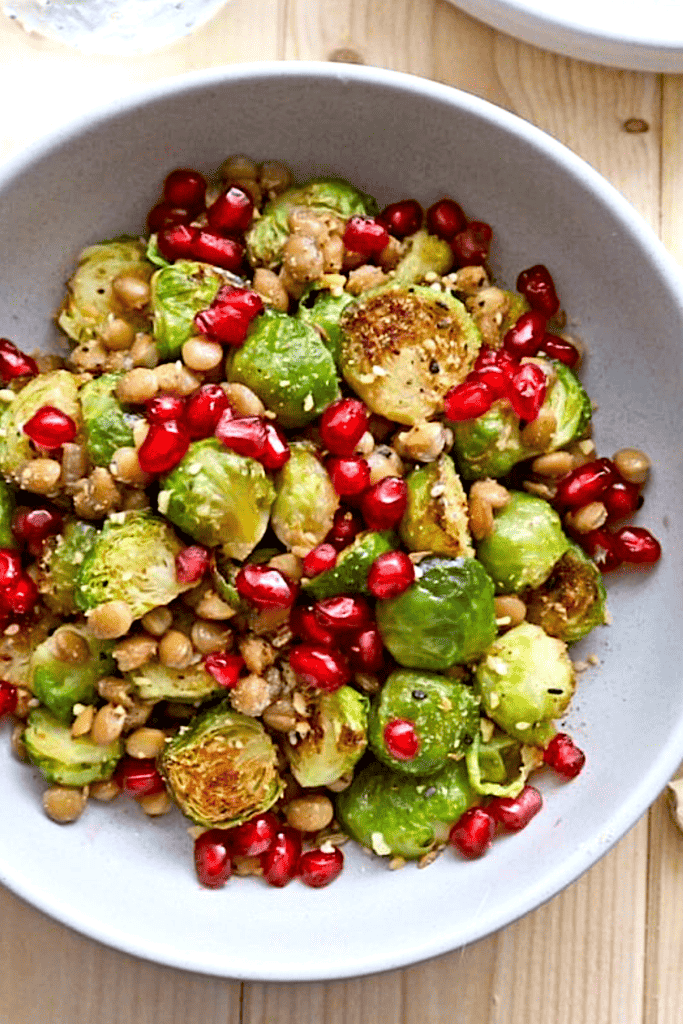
302,529 -> 396,600
392,229 -> 454,284
24,707 -> 122,786
246,178 -> 377,269
336,758 -> 477,859
30,625 -> 115,724
0,476 -> 16,548
270,441 -> 339,555
160,437 -> 275,561
475,491 -> 570,593
126,661 -> 224,703
339,284 -> 481,425
523,541 -> 608,644
40,520 -> 98,616
227,310 -> 340,428
284,686 -> 369,787
399,454 -> 474,558
74,510 -> 188,619
544,361 -> 592,449
368,669 -> 480,776
296,289 -> 355,367
0,369 -> 81,481
376,555 -> 497,670
79,372 -> 142,467
465,726 -> 541,798
151,260 -> 223,360
160,699 -> 283,828
474,622 -> 575,746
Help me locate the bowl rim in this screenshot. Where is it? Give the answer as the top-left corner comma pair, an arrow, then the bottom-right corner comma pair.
1,59 -> 683,981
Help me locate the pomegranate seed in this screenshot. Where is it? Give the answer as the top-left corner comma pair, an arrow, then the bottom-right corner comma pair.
502,310 -> 548,358
379,199 -> 423,239
326,507 -> 363,550
12,507 -> 63,548
230,812 -> 280,857
555,458 -> 617,508
298,846 -> 344,888
23,406 -> 77,449
383,718 -> 420,760
207,185 -> 254,234
0,680 -> 18,716
319,398 -> 369,456
367,550 -> 415,599
516,264 -> 560,317
163,168 -> 206,213
137,420 -> 190,474
0,549 -> 21,588
580,528 -> 622,572
602,480 -> 642,521
0,338 -> 38,381
189,230 -> 245,272
146,393 -> 186,424
342,216 -> 390,259
450,221 -> 492,267
175,545 -> 210,584
348,626 -> 385,673
314,595 -> 372,634
470,365 -> 509,399
116,757 -> 166,796
449,807 -> 496,859
204,651 -> 244,688
194,828 -> 232,889
360,477 -> 408,530
156,224 -> 198,261
487,785 -> 543,832
473,345 -> 518,376
507,362 -> 547,421
444,379 -> 494,421
261,827 -> 302,888
184,383 -> 231,439
215,413 -> 268,460
543,733 -> 585,779
147,202 -> 193,233
425,197 -> 467,240
290,606 -> 337,647
288,644 -> 351,692
327,455 -> 370,497
261,423 -> 291,471
613,525 -> 661,564
539,333 -> 580,368
303,543 -> 338,577
235,564 -> 297,609
195,285 -> 263,346
2,573 -> 38,615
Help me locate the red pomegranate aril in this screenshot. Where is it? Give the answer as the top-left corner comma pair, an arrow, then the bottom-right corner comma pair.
156,224 -> 198,261
116,757 -> 166,796
0,338 -> 38,381
204,651 -> 244,688
507,362 -> 547,421
470,365 -> 509,399
3,573 -> 38,615
215,413 -> 268,460
230,813 -> 280,857
190,231 -> 245,272
147,202 -> 193,233
314,595 -> 372,634
137,420 -> 190,474
379,199 -> 423,239
302,543 -> 338,578
539,333 -> 580,368
235,563 -> 297,609
342,216 -> 391,259
488,785 -> 543,832
23,406 -> 77,449
261,828 -> 302,888
175,545 -> 210,584
290,607 -> 337,647
502,309 -> 548,358
288,644 -> 351,692
207,185 -> 254,235
327,455 -> 370,497
349,626 -> 385,673
163,168 -> 206,213
195,286 -> 263,346
146,393 -> 186,424
543,733 -> 585,779
360,477 -> 408,530
0,549 -> 22,587
319,398 -> 368,456
474,345 -> 518,376
555,458 -> 617,508
298,846 -> 344,888
449,807 -> 496,859
425,197 -> 467,240
602,480 -> 642,521
261,423 -> 291,471
444,379 -> 494,421
194,829 -> 232,889
450,221 -> 492,267
12,507 -> 63,547
326,507 -> 363,550
580,528 -> 622,572
0,680 -> 18,716
184,383 -> 231,439
516,264 -> 560,318
368,550 -> 415,599
613,525 -> 661,564
384,718 -> 420,761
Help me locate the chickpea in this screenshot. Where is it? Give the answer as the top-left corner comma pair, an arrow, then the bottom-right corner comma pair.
182,336 -> 223,372
111,274 -> 151,311
91,703 -> 127,745
43,786 -> 87,823
158,629 -> 194,669
100,317 -> 136,351
141,606 -> 173,637
116,368 -> 158,404
285,794 -> 334,833
87,600 -> 134,640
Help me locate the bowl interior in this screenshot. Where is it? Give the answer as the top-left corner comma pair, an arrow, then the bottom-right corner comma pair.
0,63 -> 681,981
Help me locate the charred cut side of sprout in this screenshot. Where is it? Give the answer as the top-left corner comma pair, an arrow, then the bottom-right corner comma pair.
400,454 -> 474,559
523,541 -> 608,644
284,686 -> 369,788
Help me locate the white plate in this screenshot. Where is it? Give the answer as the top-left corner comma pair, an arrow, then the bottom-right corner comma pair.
450,0 -> 683,71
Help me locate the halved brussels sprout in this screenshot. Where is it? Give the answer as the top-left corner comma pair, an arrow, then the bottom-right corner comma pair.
270,441 -> 338,556
474,622 -> 575,746
30,625 -> 115,724
400,454 -> 474,558
151,260 -> 223,360
523,541 -> 608,644
74,510 -> 188,619
302,529 -> 396,600
0,369 -> 81,481
376,555 -> 497,670
465,727 -> 542,798
368,669 -> 480,776
0,617 -> 57,689
126,661 -> 224,703
160,699 -> 283,828
24,707 -> 122,786
296,289 -> 355,367
392,229 -> 454,285
160,437 -> 275,561
499,291 -> 530,336
339,284 -> 481,425
227,310 -> 340,428
40,520 -> 98,616
284,686 -> 369,787
0,476 -> 16,548
475,491 -> 570,593
79,372 -> 142,467
336,758 -> 477,860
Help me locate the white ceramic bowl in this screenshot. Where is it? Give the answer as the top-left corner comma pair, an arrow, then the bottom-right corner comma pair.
0,62 -> 681,982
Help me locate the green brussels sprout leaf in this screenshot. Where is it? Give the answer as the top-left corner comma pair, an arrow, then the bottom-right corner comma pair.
270,441 -> 339,555
0,370 -> 81,481
79,372 -> 143,467
30,626 -> 115,724
302,529 -> 396,600
151,260 -> 223,360
24,707 -> 122,786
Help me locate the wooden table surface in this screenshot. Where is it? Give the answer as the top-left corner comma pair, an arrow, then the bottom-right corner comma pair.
1,2 -> 682,1021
